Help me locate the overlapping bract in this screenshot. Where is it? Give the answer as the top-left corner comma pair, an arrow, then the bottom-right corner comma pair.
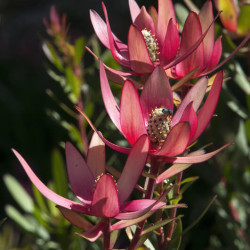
86,62 -> 231,163
13,133 -> 166,240
90,0 -> 222,79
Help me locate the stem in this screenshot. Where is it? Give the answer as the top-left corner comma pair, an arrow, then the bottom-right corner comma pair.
128,157 -> 160,250
155,164 -> 165,248
164,172 -> 183,249
77,99 -> 89,156
103,218 -> 111,250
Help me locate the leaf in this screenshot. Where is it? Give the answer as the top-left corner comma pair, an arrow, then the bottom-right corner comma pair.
245,119 -> 250,144
183,195 -> 217,235
74,37 -> 85,64
5,205 -> 35,233
222,84 -> 248,119
174,3 -> 189,32
181,176 -> 199,185
42,42 -> 64,71
65,67 -> 80,101
229,62 -> 250,95
215,0 -> 238,32
180,177 -> 199,194
51,149 -> 68,197
237,4 -> 250,36
32,184 -> 49,214
235,119 -> 249,156
141,217 -> 178,236
3,174 -> 34,213
33,205 -> 53,232
168,219 -> 182,250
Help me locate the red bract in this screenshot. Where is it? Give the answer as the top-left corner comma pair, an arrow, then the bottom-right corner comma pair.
80,62 -> 231,164
173,1 -> 222,78
13,133 -> 165,241
89,0 -> 219,79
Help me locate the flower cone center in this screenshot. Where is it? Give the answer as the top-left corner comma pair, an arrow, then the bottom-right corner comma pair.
141,29 -> 159,63
146,107 -> 172,148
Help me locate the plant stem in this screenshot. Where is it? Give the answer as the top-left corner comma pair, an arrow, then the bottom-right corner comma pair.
103,219 -> 111,250
164,172 -> 183,249
128,157 -> 159,250
155,169 -> 165,248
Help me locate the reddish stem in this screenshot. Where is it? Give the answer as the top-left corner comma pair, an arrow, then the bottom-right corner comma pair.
128,156 -> 159,249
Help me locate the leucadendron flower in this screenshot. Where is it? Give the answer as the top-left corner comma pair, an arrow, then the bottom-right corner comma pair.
13,133 -> 166,241
89,0 -> 220,80
79,62 -> 231,164
89,0 -> 249,83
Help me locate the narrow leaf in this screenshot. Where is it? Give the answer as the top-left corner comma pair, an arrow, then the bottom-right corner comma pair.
4,174 -> 34,213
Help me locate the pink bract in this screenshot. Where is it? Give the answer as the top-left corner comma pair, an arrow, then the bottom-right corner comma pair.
89,0 -> 220,79
80,62 -> 231,164
13,133 -> 166,240
90,0 -> 249,82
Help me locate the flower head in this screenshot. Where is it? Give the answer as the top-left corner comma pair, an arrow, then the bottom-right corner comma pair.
89,0 -> 249,83
79,62 -> 231,164
89,0 -> 222,79
13,133 -> 166,240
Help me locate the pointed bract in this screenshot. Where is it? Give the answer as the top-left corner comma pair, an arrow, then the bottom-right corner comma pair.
140,66 -> 173,122
65,142 -> 95,204
128,25 -> 154,73
87,132 -> 106,179
117,135 -> 149,204
12,149 -> 89,214
154,122 -> 191,157
91,174 -> 120,218
120,80 -> 147,145
175,12 -> 204,78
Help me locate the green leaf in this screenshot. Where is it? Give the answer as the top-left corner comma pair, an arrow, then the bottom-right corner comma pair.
47,182 -> 60,217
237,4 -> 250,36
5,205 -> 35,233
42,42 -> 64,71
235,119 -> 249,156
3,174 -> 34,213
180,177 -> 199,195
65,67 -> 80,101
168,219 -> 182,250
229,62 -> 250,95
68,124 -> 84,153
51,149 -> 68,197
32,184 -> 49,214
174,3 -> 189,32
245,119 -> 250,143
222,84 -> 248,119
74,37 -> 85,64
183,195 -> 217,235
33,205 -> 53,232
141,218 -> 178,236
180,176 -> 199,185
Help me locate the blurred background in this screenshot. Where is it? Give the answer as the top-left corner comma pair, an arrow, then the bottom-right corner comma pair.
0,0 -> 249,249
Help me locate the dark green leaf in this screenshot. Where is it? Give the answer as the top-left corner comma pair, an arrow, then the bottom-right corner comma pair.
74,37 -> 85,64
51,149 -> 68,197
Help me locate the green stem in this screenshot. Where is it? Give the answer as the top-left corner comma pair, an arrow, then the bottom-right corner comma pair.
164,172 -> 183,249
128,157 -> 159,250
155,168 -> 165,248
